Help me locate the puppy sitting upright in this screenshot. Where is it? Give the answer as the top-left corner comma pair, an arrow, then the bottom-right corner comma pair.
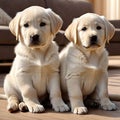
60,13 -> 116,115
4,6 -> 69,113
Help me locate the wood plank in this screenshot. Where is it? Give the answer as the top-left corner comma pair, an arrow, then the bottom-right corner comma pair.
0,69 -> 120,120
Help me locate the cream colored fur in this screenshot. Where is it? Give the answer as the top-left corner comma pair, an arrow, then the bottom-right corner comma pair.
60,13 -> 116,115
3,6 -> 69,113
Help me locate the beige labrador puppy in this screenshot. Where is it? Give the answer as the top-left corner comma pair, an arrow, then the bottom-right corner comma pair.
4,6 -> 69,113
60,13 -> 117,114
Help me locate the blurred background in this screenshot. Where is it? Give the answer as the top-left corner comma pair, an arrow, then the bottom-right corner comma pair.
89,0 -> 120,20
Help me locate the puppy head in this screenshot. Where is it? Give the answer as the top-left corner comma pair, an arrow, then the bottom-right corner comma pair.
65,13 -> 115,51
9,6 -> 63,49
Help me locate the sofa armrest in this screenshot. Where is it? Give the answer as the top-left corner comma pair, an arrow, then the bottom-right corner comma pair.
109,56 -> 120,68
109,20 -> 120,28
106,20 -> 120,55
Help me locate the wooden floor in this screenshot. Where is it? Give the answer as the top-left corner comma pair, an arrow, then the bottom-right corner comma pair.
0,69 -> 120,120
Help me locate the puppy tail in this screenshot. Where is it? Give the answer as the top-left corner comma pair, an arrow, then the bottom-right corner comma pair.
109,94 -> 120,101
0,94 -> 7,100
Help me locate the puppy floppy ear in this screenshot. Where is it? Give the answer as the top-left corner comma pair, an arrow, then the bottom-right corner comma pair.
9,12 -> 21,40
101,16 -> 115,43
46,8 -> 63,35
65,18 -> 78,44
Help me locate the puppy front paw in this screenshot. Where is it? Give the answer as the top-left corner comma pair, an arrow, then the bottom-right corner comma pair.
51,98 -> 69,112
19,102 -> 28,112
27,103 -> 45,113
73,107 -> 88,115
7,102 -> 19,113
53,103 -> 69,112
101,100 -> 117,111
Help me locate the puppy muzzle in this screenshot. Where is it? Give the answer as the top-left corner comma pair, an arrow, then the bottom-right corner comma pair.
30,34 -> 40,46
83,35 -> 101,49
90,35 -> 98,45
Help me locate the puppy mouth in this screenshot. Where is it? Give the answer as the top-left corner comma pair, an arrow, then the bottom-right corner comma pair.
83,35 -> 101,49
28,40 -> 46,48
29,41 -> 40,47
83,44 -> 101,49
30,40 -> 40,46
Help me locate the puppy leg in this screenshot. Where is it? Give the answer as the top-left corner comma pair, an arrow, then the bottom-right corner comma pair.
16,74 -> 45,113
7,95 -> 19,112
67,76 -> 88,114
4,75 -> 19,112
97,72 -> 117,111
21,86 -> 45,113
48,73 -> 69,112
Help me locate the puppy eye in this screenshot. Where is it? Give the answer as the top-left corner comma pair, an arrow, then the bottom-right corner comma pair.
81,27 -> 87,31
96,26 -> 102,30
24,23 -> 29,28
40,22 -> 46,27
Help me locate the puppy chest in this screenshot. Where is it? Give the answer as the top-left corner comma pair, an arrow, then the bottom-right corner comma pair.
32,70 -> 49,96
81,69 -> 98,96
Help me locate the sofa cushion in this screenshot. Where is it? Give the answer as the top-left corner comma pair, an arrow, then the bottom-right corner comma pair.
46,0 -> 94,30
0,45 -> 15,60
0,26 -> 16,44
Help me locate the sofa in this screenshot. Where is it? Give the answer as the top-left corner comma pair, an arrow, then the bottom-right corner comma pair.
0,0 -> 120,72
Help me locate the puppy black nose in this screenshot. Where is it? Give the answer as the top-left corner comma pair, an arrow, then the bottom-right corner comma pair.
90,35 -> 97,45
30,34 -> 39,44
32,34 -> 39,41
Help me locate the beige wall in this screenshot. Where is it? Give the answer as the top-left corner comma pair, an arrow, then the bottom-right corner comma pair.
89,0 -> 120,20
